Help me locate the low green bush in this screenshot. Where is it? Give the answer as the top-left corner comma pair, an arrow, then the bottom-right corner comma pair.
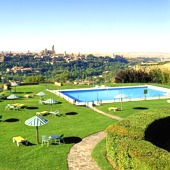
106,109 -> 170,169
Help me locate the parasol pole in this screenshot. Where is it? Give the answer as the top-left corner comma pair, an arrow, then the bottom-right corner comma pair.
120,97 -> 123,110
51,104 -> 52,112
36,126 -> 39,144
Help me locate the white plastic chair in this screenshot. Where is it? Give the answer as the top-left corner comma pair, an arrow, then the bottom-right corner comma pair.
49,110 -> 60,116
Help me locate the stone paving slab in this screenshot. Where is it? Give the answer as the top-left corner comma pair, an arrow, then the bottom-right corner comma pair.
67,131 -> 105,170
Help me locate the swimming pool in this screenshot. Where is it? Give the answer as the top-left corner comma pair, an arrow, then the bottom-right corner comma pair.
52,85 -> 170,106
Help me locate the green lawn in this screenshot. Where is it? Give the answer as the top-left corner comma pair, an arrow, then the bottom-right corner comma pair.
0,84 -> 117,170
96,98 -> 170,118
92,138 -> 113,170
0,84 -> 170,170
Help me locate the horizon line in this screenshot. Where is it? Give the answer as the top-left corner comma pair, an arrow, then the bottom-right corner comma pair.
1,50 -> 170,55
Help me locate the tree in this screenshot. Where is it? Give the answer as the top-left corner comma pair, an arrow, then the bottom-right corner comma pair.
150,68 -> 162,83
115,69 -> 152,83
24,75 -> 44,83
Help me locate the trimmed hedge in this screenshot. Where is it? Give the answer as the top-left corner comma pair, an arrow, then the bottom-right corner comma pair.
106,109 -> 170,170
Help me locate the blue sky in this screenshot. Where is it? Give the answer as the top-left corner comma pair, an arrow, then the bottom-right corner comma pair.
0,0 -> 170,53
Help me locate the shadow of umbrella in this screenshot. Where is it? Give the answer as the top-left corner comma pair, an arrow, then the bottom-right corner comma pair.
44,98 -> 58,111
114,93 -> 127,110
25,115 -> 48,144
4,118 -> 19,122
64,136 -> 82,144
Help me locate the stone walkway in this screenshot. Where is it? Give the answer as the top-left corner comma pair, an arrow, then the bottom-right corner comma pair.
67,131 -> 105,170
90,107 -> 123,121
67,107 -> 123,170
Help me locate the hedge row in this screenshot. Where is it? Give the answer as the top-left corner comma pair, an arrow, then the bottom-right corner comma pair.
106,109 -> 170,170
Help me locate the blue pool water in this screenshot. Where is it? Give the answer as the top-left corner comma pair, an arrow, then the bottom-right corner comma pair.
60,86 -> 168,102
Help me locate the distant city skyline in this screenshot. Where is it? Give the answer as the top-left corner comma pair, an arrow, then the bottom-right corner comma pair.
0,0 -> 170,53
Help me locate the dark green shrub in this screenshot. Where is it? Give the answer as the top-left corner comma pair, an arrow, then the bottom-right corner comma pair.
106,109 -> 170,169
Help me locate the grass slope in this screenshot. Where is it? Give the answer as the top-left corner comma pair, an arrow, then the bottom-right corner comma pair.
0,84 -> 116,170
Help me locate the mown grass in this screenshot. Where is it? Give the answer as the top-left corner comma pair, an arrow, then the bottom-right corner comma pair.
96,98 -> 170,118
1,83 -> 170,170
0,84 -> 117,170
91,138 -> 113,170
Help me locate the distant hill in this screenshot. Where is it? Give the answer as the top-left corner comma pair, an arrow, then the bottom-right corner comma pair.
134,62 -> 170,71
116,52 -> 170,58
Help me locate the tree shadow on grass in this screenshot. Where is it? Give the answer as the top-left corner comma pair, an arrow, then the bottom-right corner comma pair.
133,107 -> 148,110
144,116 -> 170,152
64,136 -> 82,144
4,118 -> 19,122
65,112 -> 78,116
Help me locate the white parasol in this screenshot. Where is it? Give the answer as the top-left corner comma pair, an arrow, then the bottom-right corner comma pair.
25,115 -> 48,144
